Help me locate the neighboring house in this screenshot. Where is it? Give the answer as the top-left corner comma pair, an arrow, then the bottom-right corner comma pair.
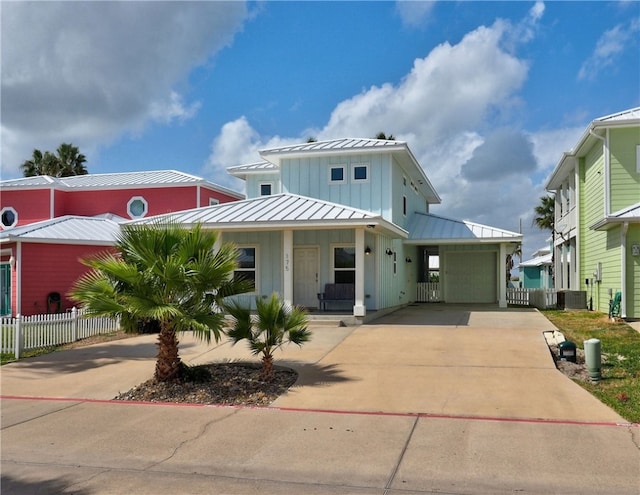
0,170 -> 244,316
519,245 -> 553,289
545,107 -> 640,319
136,138 -> 522,318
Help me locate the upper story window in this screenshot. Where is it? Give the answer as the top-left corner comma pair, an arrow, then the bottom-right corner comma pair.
260,183 -> 272,196
234,246 -> 257,291
209,198 -> 220,206
352,163 -> 369,182
403,195 -> 407,216
127,196 -> 148,219
329,165 -> 346,184
0,207 -> 18,229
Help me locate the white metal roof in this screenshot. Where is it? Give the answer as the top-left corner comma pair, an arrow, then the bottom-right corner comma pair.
519,253 -> 552,268
226,161 -> 279,179
131,193 -> 407,236
546,107 -> 640,190
405,212 -> 522,244
260,138 -> 406,156
0,170 -> 244,198
590,201 -> 640,230
0,215 -> 123,245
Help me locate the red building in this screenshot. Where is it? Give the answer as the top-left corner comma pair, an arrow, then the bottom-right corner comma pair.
0,171 -> 243,316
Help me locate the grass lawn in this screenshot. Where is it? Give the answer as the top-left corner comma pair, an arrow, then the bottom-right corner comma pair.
542,310 -> 640,424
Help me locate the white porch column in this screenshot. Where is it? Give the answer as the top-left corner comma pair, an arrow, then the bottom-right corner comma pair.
354,228 -> 366,317
498,243 -> 507,308
283,230 -> 293,307
621,222 -> 628,318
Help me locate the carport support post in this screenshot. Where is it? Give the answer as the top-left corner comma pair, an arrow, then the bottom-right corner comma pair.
499,243 -> 507,308
354,228 -> 366,317
283,229 -> 293,307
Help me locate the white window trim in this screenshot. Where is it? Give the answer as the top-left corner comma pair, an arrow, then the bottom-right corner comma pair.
0,206 -> 18,229
351,163 -> 370,183
330,244 -> 356,284
259,182 -> 273,196
636,145 -> 640,173
127,196 -> 148,219
235,245 -> 258,293
328,164 -> 347,184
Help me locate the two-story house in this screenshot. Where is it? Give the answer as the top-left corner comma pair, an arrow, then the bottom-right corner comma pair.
0,170 -> 243,316
137,138 -> 522,320
545,107 -> 640,319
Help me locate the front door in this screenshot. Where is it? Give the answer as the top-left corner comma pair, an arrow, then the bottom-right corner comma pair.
0,264 -> 10,315
294,247 -> 319,308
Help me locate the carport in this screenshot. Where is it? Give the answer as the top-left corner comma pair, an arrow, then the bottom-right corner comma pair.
405,212 -> 522,307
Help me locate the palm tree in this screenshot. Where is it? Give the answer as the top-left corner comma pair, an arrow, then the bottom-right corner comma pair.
533,195 -> 554,232
20,143 -> 88,177
20,149 -> 60,177
56,143 -> 88,176
225,293 -> 311,381
70,222 -> 252,382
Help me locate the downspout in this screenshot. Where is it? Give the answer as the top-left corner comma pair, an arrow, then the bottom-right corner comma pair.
588,128 -> 609,216
196,184 -> 201,207
621,222 -> 628,319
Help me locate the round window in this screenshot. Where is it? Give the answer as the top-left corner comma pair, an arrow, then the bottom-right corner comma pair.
0,207 -> 18,228
127,197 -> 148,218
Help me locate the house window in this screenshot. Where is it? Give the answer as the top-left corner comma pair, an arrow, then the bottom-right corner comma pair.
234,247 -> 257,291
329,165 -> 346,184
127,196 -> 148,219
352,163 -> 369,182
260,183 -> 272,196
333,246 -> 355,284
403,195 -> 407,216
0,207 -> 17,228
209,198 -> 219,206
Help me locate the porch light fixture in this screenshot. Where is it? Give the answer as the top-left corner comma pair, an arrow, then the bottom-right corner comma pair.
385,248 -> 393,256
9,255 -> 15,268
365,246 -> 372,255
405,257 -> 412,263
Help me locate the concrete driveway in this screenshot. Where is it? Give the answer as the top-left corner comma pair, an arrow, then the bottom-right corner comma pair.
2,305 -> 639,494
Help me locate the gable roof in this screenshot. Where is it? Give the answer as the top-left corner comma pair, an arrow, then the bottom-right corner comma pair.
0,215 -> 124,245
226,161 -> 279,179
130,193 -> 407,237
0,170 -> 244,198
405,212 -> 522,244
258,138 -> 441,205
546,107 -> 640,190
519,252 -> 552,268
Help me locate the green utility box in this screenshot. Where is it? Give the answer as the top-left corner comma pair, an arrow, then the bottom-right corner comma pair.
558,340 -> 577,363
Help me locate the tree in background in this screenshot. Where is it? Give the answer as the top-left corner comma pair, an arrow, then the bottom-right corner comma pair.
71,222 -> 252,382
20,143 -> 87,177
533,194 -> 556,283
374,132 -> 395,140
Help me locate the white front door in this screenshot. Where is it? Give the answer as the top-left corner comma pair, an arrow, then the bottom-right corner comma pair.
294,247 -> 319,308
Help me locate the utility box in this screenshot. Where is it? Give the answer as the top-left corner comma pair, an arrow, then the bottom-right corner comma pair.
558,340 -> 577,363
557,291 -> 587,310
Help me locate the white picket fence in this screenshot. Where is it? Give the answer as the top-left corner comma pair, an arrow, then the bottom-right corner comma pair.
1,308 -> 121,359
416,283 -> 440,302
507,288 -> 557,309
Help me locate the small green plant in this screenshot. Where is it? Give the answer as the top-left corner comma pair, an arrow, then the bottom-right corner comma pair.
225,293 -> 311,381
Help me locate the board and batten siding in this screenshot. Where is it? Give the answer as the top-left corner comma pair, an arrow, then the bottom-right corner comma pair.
278,154 -> 394,222
390,156 -> 430,229
609,128 -> 640,213
245,173 -> 280,198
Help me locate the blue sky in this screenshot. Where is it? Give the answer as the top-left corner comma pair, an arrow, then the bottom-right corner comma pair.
2,1 -> 639,260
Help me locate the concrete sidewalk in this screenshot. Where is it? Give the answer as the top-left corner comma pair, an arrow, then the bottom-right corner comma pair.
2,305 -> 639,494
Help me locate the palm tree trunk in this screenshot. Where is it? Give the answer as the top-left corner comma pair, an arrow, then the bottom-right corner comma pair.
261,353 -> 274,382
155,325 -> 182,382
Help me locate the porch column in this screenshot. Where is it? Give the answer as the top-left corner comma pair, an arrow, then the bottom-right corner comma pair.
354,228 -> 366,317
283,230 -> 293,307
498,243 -> 507,308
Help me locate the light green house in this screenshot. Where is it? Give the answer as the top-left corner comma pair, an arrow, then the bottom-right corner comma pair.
546,107 -> 640,319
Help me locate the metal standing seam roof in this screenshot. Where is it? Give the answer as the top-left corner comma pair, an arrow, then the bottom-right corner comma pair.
590,201 -> 640,230
519,253 -> 552,268
405,212 -> 522,243
0,215 -> 123,244
226,161 -> 279,178
130,193 -> 407,236
0,170 -> 244,198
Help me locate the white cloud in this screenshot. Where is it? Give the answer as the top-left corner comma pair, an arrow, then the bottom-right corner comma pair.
395,1 -> 436,28
1,1 -> 250,177
578,17 -> 640,80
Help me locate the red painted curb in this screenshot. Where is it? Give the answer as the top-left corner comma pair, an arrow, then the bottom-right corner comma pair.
2,394 -> 637,428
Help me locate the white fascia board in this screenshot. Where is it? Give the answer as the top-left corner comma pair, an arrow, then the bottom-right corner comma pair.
0,237 -> 116,246
404,236 -> 522,245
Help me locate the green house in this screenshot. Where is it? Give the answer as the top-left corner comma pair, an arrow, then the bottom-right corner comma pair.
546,107 -> 640,318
